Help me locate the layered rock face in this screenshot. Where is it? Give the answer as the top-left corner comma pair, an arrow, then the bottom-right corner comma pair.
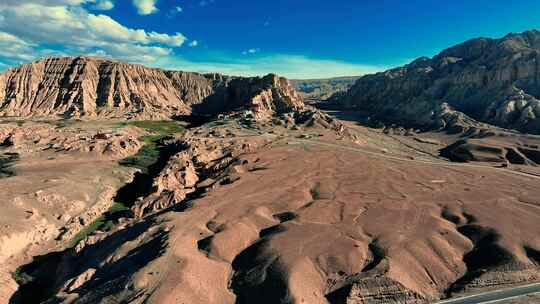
337,30 -> 540,133
0,57 -> 303,119
291,77 -> 359,100
192,73 -> 304,116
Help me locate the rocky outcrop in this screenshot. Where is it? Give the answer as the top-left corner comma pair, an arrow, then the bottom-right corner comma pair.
337,277 -> 427,304
0,122 -> 142,158
194,73 -> 304,116
439,129 -> 540,165
336,30 -> 540,134
0,57 -> 303,119
8,114 -> 540,304
291,76 -> 359,100
131,132 -> 272,217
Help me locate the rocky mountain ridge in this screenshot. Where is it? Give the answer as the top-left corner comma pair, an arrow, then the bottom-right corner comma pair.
291,76 -> 359,100
0,56 -> 303,119
336,29 -> 540,134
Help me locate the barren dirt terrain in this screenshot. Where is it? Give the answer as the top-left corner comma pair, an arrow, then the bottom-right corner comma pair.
1,42 -> 540,303
3,110 -> 538,304
0,120 -> 145,302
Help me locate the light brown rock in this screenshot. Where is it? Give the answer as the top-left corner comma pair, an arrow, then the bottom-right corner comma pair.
0,57 -> 303,119
337,30 -> 540,134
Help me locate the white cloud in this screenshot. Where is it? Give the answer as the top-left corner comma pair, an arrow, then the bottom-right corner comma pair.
0,4 -> 184,47
0,32 -> 38,62
0,32 -> 33,47
175,6 -> 183,13
154,54 -> 384,79
242,48 -> 260,55
0,2 -> 186,65
0,0 -> 381,79
94,43 -> 172,63
132,0 -> 158,15
90,0 -> 114,10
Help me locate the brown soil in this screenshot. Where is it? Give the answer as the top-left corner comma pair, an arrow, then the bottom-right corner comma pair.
0,121 -> 139,303
6,112 -> 538,304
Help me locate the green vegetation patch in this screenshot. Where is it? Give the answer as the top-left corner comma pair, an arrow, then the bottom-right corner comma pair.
68,202 -> 129,248
117,121 -> 185,173
118,141 -> 162,173
13,268 -> 34,285
68,218 -> 105,248
67,121 -> 186,247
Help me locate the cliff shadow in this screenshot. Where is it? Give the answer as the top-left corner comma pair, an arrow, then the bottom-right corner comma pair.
10,218 -> 166,304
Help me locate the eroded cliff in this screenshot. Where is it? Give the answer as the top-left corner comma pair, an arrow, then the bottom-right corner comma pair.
336,30 -> 540,134
0,57 -> 303,119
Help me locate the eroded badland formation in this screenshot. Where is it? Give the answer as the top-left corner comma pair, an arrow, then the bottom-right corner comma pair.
1,30 -> 540,304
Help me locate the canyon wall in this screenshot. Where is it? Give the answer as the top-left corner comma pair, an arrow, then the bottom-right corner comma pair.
0,56 -> 303,119
336,30 -> 540,134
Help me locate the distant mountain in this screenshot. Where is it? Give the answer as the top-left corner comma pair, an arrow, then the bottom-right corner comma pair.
291,76 -> 359,100
335,30 -> 540,134
0,57 -> 303,119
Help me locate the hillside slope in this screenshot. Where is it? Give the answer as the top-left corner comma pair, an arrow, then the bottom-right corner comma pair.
336,30 -> 540,134
292,77 -> 359,100
0,57 -> 303,119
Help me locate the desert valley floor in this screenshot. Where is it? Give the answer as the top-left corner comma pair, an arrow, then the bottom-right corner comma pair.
0,108 -> 539,304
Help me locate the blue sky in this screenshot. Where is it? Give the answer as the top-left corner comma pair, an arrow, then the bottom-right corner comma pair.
1,0 -> 540,78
